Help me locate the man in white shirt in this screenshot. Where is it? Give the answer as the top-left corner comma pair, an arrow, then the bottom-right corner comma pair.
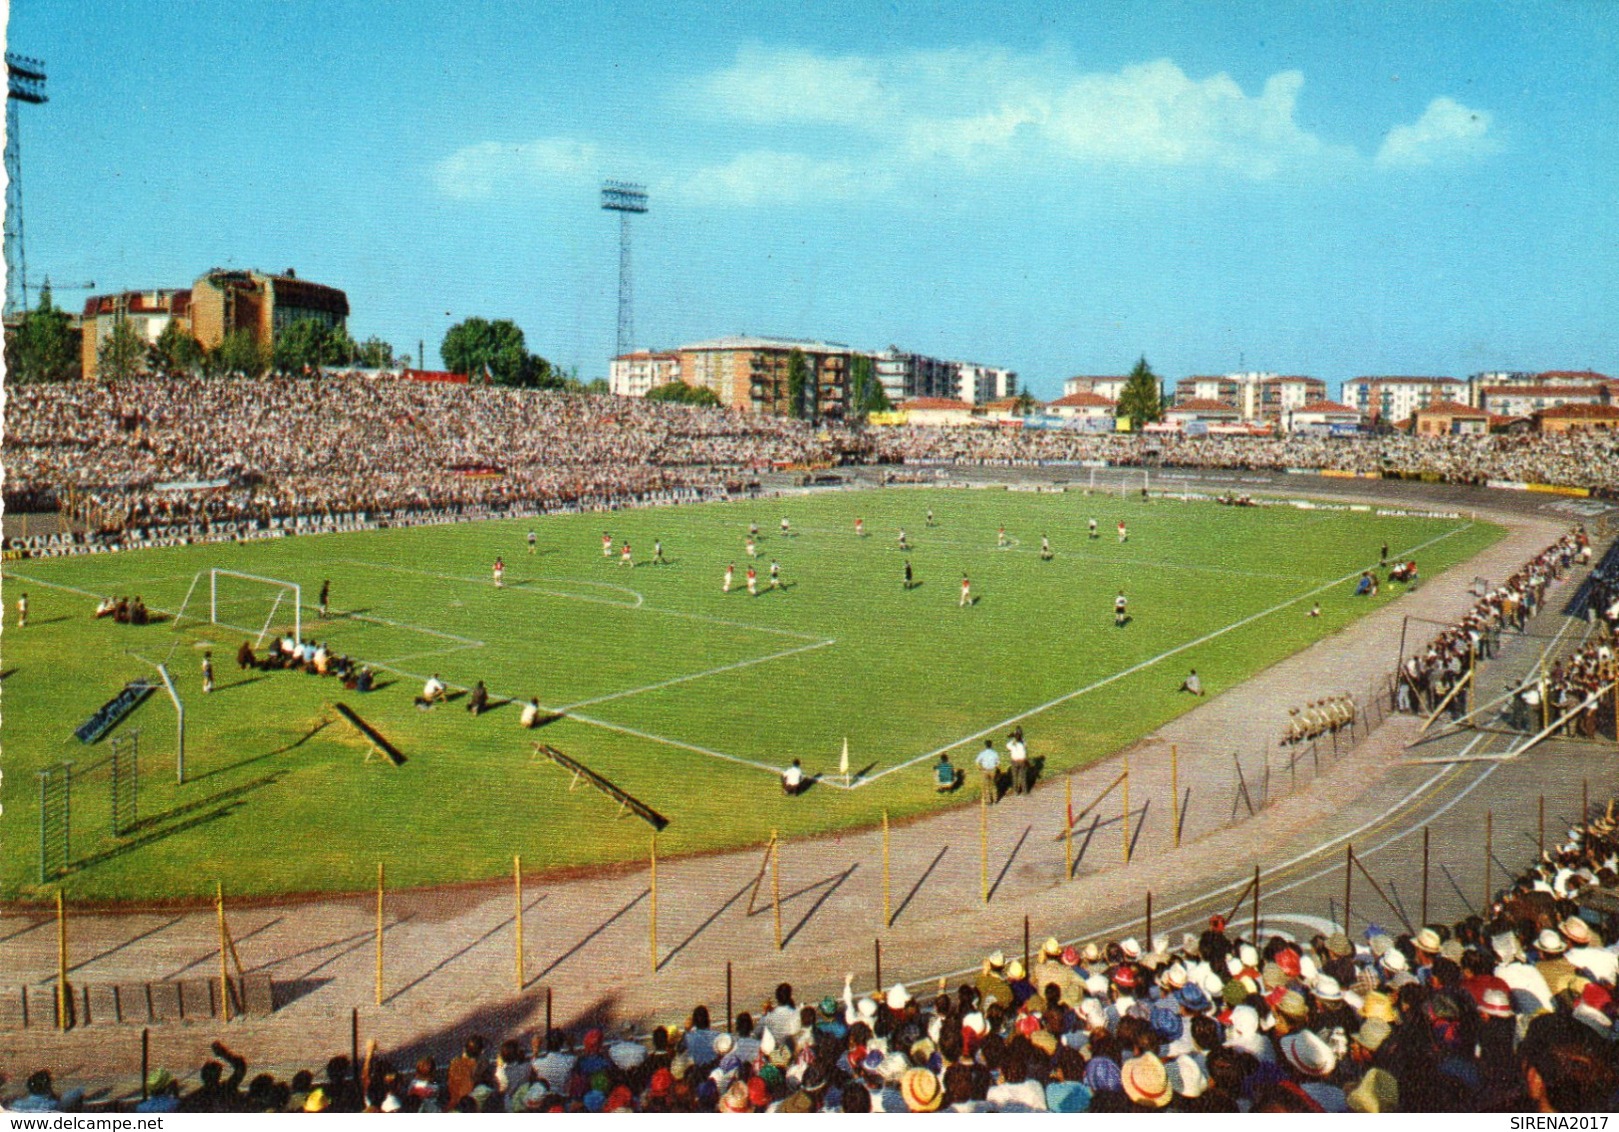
976,741 -> 1001,803
520,699 -> 542,728
782,759 -> 805,796
416,673 -> 446,708
1007,735 -> 1030,795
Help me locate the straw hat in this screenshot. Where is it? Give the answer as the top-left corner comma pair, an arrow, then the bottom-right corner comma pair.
1121,1054 -> 1171,1108
900,1068 -> 942,1112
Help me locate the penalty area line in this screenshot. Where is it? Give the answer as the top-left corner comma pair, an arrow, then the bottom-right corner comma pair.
556,637 -> 837,711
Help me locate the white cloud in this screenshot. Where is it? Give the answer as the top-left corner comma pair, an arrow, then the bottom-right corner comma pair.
1376,97 -> 1499,167
702,45 -> 887,125
430,48 -> 1501,209
433,137 -> 601,200
672,150 -> 876,207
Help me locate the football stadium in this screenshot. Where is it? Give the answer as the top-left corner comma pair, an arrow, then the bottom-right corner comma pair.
5,1 -> 1619,1117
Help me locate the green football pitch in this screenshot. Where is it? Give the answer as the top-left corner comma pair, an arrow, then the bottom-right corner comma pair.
0,488 -> 1501,902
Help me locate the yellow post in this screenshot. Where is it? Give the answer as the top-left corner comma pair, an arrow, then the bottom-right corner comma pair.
375,862 -> 384,1007
216,882 -> 231,1023
56,890 -> 69,1031
980,788 -> 989,903
770,831 -> 782,950
649,835 -> 659,972
514,854 -> 524,992
1171,744 -> 1181,849
881,811 -> 891,929
1063,777 -> 1073,882
1122,752 -> 1131,864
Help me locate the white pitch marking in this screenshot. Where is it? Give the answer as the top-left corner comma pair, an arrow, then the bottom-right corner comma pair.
557,637 -> 837,711
857,523 -> 1476,785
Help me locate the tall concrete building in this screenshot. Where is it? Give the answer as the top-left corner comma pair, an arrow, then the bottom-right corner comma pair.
677,336 -> 855,418
79,268 -> 347,379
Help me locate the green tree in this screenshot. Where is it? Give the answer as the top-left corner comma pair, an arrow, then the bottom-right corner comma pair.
1013,389 -> 1038,416
354,337 -> 398,369
97,318 -> 148,381
644,380 -> 721,408
147,320 -> 205,378
273,318 -> 351,374
1116,356 -> 1163,431
440,317 -> 555,386
786,348 -> 810,420
3,285 -> 79,382
213,328 -> 271,377
846,354 -> 892,420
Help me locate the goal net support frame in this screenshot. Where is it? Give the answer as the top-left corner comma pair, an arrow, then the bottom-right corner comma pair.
179,569 -> 301,647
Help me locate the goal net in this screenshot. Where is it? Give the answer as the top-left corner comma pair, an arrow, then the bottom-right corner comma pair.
174,569 -> 301,647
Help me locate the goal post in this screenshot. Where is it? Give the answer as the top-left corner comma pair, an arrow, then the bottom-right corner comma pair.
206,569 -> 301,646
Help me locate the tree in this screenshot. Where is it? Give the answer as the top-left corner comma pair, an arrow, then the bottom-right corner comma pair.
273,318 -> 353,375
97,318 -> 148,381
212,328 -> 271,377
786,348 -> 811,420
1116,356 -> 1163,431
148,320 -> 205,378
440,317 -> 556,387
846,354 -> 892,421
355,337 -> 399,369
644,380 -> 721,408
3,285 -> 79,382
1013,389 -> 1038,416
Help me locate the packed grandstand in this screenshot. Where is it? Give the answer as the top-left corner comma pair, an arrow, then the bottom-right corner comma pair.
7,800 -> 1618,1114
3,376 -> 1619,556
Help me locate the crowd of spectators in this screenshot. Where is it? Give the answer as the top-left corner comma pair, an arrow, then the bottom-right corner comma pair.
6,377 -> 1619,549
2,376 -> 829,536
867,427 -> 1619,496
8,799 -> 1617,1114
1397,531 -> 1588,720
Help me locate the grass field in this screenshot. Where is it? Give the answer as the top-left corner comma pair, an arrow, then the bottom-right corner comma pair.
0,487 -> 1502,902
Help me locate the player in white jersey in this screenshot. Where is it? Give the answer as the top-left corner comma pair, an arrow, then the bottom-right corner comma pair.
1114,590 -> 1128,626
960,574 -> 973,607
527,530 -> 537,555
1089,518 -> 1099,539
746,536 -> 757,558
652,539 -> 668,565
1040,535 -> 1053,560
780,517 -> 791,537
769,559 -> 781,589
493,557 -> 505,588
898,528 -> 909,551
926,508 -> 935,527
602,532 -> 614,557
723,563 -> 734,593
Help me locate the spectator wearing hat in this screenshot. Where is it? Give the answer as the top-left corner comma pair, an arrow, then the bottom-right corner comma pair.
1562,917 -> 1618,984
1280,1030 -> 1348,1111
1534,928 -> 1579,998
1120,1052 -> 1171,1110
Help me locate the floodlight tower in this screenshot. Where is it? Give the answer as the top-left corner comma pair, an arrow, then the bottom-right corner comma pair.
600,180 -> 648,358
5,53 -> 48,317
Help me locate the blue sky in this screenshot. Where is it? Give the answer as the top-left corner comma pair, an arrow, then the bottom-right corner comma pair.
8,0 -> 1616,396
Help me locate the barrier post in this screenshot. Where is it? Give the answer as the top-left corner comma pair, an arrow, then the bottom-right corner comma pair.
1538,797 -> 1545,859
882,811 -> 891,929
1145,891 -> 1153,945
141,1027 -> 151,1100
514,854 -> 524,991
351,1008 -> 359,1072
1584,778 -> 1590,824
1171,745 -> 1180,849
56,890 -> 69,1031
980,790 -> 989,904
216,882 -> 231,1023
1343,844 -> 1353,935
1483,810 -> 1492,914
1064,777 -> 1074,879
1251,865 -> 1260,942
771,831 -> 782,950
1421,826 -> 1430,927
375,862 -> 384,1007
875,939 -> 883,994
1023,915 -> 1030,973
546,986 -> 553,1040
650,834 -> 659,970
724,964 -> 732,1033
1121,753 -> 1131,865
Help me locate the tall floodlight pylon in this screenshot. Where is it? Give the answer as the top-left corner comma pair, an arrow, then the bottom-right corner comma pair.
5,53 -> 48,317
601,181 -> 648,358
